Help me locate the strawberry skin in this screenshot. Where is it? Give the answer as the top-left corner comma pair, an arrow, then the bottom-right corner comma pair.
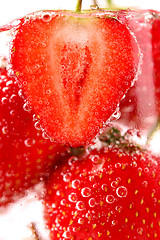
0,67 -> 67,207
44,136 -> 160,239
10,10 -> 139,147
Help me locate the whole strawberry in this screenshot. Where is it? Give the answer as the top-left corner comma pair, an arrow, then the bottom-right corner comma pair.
117,10 -> 160,131
152,15 -> 160,116
43,129 -> 160,240
0,66 -> 67,207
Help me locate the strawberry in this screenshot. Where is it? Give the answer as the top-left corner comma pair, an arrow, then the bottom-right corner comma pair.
43,129 -> 160,239
117,10 -> 159,131
0,66 -> 67,207
152,15 -> 160,116
10,10 -> 139,147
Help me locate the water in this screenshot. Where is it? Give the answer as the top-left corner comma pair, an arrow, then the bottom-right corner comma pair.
0,8 -> 160,240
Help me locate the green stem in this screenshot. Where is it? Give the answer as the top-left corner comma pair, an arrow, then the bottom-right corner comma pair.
106,0 -> 113,7
75,0 -> 82,12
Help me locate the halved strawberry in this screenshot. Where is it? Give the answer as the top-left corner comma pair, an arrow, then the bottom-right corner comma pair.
43,129 -> 160,239
0,66 -> 67,207
10,10 -> 139,147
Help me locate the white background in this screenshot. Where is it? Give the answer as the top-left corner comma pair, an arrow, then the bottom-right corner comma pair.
0,0 -> 160,26
0,0 -> 160,240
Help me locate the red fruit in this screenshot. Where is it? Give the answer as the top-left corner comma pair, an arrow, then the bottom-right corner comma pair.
0,67 -> 67,207
44,132 -> 160,239
117,10 -> 159,131
152,15 -> 160,116
10,10 -> 139,147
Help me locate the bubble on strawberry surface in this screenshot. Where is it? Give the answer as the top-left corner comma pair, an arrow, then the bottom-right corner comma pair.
81,187 -> 91,198
62,230 -> 72,239
68,193 -> 78,203
76,201 -> 85,211
137,227 -> 143,235
71,179 -> 80,189
116,186 -> 128,198
18,89 -> 25,99
23,101 -> 32,112
68,156 -> 78,166
106,195 -> 115,204
101,184 -> 108,191
115,206 -> 122,213
111,181 -> 119,188
2,126 -> 8,135
42,131 -> 50,140
1,97 -> 8,104
63,173 -> 71,182
111,220 -> 118,226
24,138 -> 36,147
34,121 -> 42,131
89,154 -> 100,164
88,198 -> 96,207
60,199 -> 67,206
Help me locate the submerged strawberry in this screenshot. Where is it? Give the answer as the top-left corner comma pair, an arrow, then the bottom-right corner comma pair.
43,129 -> 160,239
117,10 -> 160,131
152,15 -> 160,116
0,67 -> 67,207
10,10 -> 139,147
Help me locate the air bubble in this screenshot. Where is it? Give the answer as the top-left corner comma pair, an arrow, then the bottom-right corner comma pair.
24,138 -> 35,147
63,173 -> 71,182
115,206 -> 122,212
115,163 -> 121,168
23,102 -> 32,112
144,168 -> 149,173
90,4 -> 99,10
110,109 -> 121,121
88,198 -> 96,207
78,218 -> 84,224
86,212 -> 92,219
101,184 -> 108,191
60,199 -> 67,205
2,126 -> 8,135
18,89 -> 25,99
76,201 -> 85,211
34,121 -> 42,130
68,193 -> 77,203
68,156 -> 78,166
111,181 -> 118,188
112,220 -> 118,226
142,181 -> 148,187
42,13 -> 52,22
89,154 -> 99,163
63,231 -> 71,239
106,195 -> 115,204
137,227 -> 143,235
116,186 -> 128,198
46,89 -> 51,95
72,179 -> 80,189
2,87 -> 9,93
81,187 -> 91,197
10,110 -> 16,117
1,97 -> 8,104
131,161 -> 137,168
42,131 -> 50,139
